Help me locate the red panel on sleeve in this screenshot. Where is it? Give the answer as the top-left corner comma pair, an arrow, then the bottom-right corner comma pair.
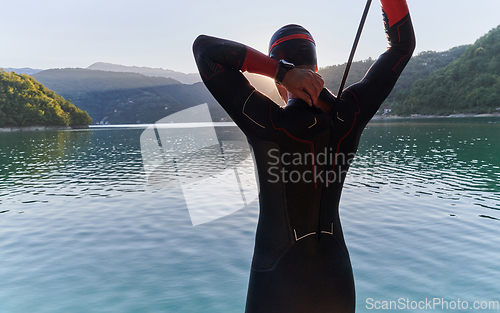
241,46 -> 279,79
380,0 -> 409,27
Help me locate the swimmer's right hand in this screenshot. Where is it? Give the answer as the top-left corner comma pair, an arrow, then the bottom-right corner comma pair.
281,68 -> 324,107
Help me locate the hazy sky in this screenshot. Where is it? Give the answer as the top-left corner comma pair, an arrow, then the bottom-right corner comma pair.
3,0 -> 500,73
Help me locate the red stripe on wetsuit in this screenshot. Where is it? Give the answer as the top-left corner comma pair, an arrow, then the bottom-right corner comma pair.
268,34 -> 316,53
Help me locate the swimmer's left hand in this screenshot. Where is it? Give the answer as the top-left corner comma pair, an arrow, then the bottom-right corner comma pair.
281,68 -> 324,107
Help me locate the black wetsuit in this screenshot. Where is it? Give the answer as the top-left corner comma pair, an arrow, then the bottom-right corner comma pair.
193,2 -> 415,312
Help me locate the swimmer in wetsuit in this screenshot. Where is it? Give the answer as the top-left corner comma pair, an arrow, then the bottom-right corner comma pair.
193,0 -> 415,312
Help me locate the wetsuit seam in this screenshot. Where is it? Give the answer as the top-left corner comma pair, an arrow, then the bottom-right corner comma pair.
294,230 -> 316,241
392,54 -> 409,73
242,90 -> 266,128
327,91 -> 361,186
396,15 -> 410,43
392,16 -> 411,72
200,64 -> 226,81
320,223 -> 334,235
294,223 -> 333,241
308,118 -> 317,129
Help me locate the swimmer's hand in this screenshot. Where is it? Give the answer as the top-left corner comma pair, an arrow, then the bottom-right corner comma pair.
281,68 -> 324,107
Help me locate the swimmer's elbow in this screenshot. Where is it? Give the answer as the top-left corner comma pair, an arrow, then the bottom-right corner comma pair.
406,20 -> 416,56
387,16 -> 416,56
193,35 -> 211,60
404,29 -> 416,57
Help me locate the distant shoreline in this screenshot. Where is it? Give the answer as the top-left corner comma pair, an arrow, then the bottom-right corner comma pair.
2,113 -> 500,132
373,112 -> 500,120
0,125 -> 89,132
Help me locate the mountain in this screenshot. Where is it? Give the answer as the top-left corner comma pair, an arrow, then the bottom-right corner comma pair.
85,63 -> 283,103
0,70 -> 91,127
2,67 -> 44,75
397,25 -> 500,115
34,68 -> 181,93
32,68 -> 226,124
87,62 -> 201,85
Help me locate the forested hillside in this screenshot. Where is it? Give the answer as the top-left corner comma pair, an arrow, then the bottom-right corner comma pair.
0,70 -> 92,127
399,25 -> 500,115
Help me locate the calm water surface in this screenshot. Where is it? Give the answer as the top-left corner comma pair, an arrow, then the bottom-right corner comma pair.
1,118 -> 499,312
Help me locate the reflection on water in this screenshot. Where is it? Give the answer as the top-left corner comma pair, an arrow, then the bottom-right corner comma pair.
0,129 -> 146,205
0,117 -> 499,313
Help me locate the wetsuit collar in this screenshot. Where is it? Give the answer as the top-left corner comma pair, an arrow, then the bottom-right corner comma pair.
286,98 -> 324,114
286,88 -> 337,114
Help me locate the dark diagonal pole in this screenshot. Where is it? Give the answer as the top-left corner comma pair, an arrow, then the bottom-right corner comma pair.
337,0 -> 373,98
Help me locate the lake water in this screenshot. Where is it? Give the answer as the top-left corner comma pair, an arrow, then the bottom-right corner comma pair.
1,117 -> 499,312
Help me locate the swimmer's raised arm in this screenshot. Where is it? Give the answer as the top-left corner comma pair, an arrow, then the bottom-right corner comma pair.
193,35 -> 323,107
343,0 -> 416,123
